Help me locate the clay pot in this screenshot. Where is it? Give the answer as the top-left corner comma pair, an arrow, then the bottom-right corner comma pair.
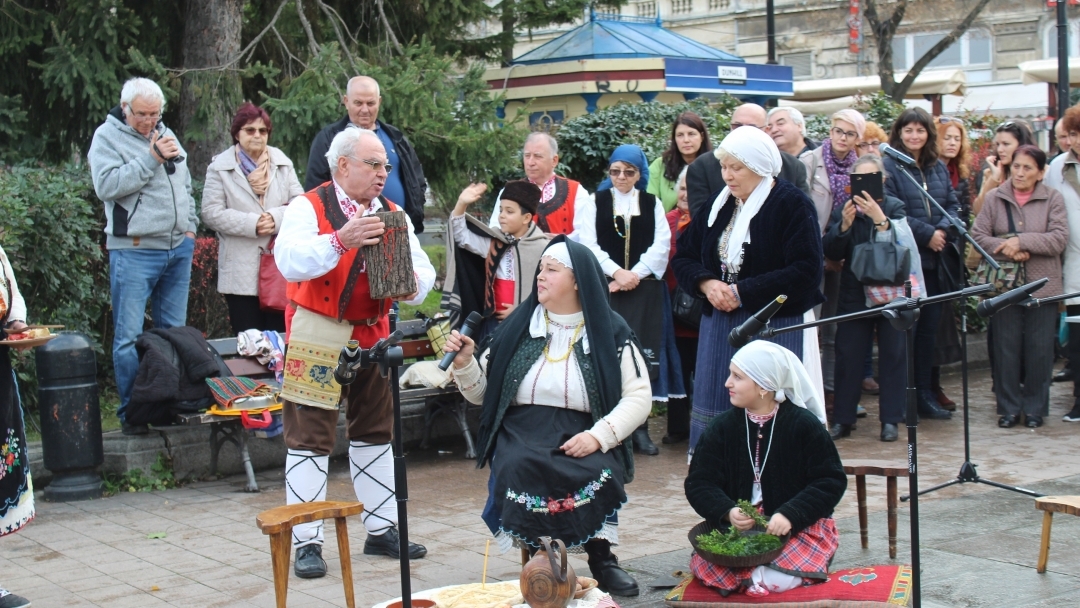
519,536 -> 576,608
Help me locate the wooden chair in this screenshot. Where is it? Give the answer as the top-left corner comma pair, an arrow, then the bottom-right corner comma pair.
1035,495 -> 1080,574
842,460 -> 909,559
256,500 -> 365,608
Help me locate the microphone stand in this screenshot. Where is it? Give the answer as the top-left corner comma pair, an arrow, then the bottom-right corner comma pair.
358,310 -> 414,608
889,164 -> 1049,502
749,283 -> 992,608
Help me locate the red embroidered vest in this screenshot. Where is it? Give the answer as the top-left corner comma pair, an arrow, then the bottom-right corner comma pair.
537,177 -> 579,235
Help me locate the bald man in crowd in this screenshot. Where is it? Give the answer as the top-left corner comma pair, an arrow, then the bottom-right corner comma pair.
305,76 -> 428,232
685,103 -> 811,220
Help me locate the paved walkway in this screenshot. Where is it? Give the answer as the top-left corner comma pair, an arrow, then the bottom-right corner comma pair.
3,368 -> 1080,607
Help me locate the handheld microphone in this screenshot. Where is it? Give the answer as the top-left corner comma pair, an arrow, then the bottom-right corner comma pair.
879,143 -> 917,167
975,278 -> 1048,318
728,295 -> 788,349
438,311 -> 483,371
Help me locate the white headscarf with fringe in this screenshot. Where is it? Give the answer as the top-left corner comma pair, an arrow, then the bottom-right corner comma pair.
707,126 -> 783,274
730,340 -> 828,426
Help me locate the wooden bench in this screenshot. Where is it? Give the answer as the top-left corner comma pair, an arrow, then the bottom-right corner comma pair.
1035,495 -> 1080,573
179,319 -> 476,492
842,460 -> 910,560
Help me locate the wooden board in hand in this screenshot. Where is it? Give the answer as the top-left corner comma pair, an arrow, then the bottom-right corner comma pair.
363,210 -> 418,300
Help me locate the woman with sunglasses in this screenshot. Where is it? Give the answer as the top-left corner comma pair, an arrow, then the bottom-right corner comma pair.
974,121 -> 1035,216
801,110 -> 866,415
202,102 -> 304,334
579,144 -> 672,454
882,107 -> 960,422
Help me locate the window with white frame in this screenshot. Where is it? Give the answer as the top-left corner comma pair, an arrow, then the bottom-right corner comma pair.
890,29 -> 992,71
672,0 -> 693,14
708,0 -> 730,9
1043,20 -> 1080,58
636,1 -> 657,17
780,52 -> 814,80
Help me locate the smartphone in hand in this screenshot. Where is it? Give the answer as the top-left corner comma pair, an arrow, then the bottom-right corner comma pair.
850,171 -> 884,203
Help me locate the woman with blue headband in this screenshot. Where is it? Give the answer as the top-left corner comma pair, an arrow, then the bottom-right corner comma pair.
579,144 -> 674,456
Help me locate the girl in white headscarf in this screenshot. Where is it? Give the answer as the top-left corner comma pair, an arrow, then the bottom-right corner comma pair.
684,341 -> 845,598
671,126 -> 826,459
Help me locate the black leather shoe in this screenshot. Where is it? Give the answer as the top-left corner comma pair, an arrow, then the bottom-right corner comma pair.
998,414 -> 1020,428
1053,368 -> 1073,383
586,541 -> 639,597
121,422 -> 149,435
294,544 -> 327,578
880,423 -> 899,442
632,423 -> 659,455
917,390 -> 952,420
829,423 -> 852,440
661,433 -> 688,445
1025,415 -> 1043,428
363,527 -> 427,559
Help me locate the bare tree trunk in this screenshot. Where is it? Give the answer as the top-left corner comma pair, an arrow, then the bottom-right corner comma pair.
865,0 -> 994,103
501,0 -> 517,67
178,0 -> 244,182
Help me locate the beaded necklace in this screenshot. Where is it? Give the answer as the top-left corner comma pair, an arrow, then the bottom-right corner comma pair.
542,310 -> 585,363
745,406 -> 778,500
612,189 -> 637,269
717,197 -> 745,278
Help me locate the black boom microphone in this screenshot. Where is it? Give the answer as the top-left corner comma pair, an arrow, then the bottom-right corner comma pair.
879,143 -> 917,167
975,278 -> 1049,318
438,311 -> 483,371
728,295 -> 788,348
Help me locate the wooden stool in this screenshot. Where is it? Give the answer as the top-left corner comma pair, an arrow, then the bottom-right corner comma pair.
1035,495 -> 1080,574
842,460 -> 909,560
256,500 -> 364,608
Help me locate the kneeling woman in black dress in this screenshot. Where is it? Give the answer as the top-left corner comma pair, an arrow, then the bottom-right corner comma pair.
685,341 -> 846,598
444,237 -> 652,596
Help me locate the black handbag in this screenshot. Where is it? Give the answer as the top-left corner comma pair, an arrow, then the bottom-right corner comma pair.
671,285 -> 704,329
849,225 -> 911,286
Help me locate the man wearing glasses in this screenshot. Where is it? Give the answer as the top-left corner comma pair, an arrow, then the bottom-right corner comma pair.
275,128 -> 436,578
685,103 -> 811,219
88,77 -> 198,435
305,76 -> 428,233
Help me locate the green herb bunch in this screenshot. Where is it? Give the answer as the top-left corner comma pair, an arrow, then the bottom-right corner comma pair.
694,501 -> 782,557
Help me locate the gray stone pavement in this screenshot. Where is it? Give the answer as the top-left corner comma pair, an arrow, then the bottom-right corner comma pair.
3,367 -> 1080,607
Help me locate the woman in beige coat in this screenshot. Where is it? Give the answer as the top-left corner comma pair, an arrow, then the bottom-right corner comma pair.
202,102 -> 304,333
972,145 -> 1069,429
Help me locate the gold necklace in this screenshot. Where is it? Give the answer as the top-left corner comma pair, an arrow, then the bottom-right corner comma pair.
543,311 -> 585,363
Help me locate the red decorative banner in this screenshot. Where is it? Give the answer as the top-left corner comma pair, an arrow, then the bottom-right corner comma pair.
848,0 -> 862,53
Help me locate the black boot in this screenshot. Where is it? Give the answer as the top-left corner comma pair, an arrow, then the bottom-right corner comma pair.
917,389 -> 952,420
632,421 -> 659,456
294,544 -> 327,578
585,539 -> 639,597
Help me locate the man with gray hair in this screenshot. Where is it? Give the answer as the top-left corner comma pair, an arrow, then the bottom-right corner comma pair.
304,76 -> 428,233
275,128 -> 436,577
487,131 -> 591,239
88,77 -> 198,435
768,107 -> 818,158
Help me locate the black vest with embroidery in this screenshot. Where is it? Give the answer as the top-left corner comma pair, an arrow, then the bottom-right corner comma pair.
594,189 -> 656,271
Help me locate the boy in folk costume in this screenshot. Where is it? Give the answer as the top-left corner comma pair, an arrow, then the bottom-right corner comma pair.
451,180 -> 551,336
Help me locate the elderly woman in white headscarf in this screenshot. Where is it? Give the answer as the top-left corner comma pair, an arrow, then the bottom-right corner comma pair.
685,341 -> 844,598
671,126 -> 826,458
443,236 -> 653,597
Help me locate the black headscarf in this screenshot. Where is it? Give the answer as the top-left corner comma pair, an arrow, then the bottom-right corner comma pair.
475,236 -> 644,480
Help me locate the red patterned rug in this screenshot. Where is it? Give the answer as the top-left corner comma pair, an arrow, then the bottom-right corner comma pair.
665,565 -> 911,607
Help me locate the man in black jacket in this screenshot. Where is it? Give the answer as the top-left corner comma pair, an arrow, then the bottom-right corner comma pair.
686,103 -> 811,219
305,76 -> 428,233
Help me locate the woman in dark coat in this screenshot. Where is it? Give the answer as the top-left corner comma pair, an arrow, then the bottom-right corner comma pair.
822,155 -> 908,442
882,107 -> 959,421
672,126 -> 827,458
685,341 -> 846,597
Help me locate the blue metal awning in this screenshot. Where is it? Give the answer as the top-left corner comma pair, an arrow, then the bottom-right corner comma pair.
515,13 -> 743,65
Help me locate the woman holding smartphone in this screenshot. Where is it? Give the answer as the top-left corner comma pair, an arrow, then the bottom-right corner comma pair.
822,156 -> 909,441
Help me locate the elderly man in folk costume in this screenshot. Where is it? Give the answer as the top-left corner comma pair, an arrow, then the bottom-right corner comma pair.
488,132 -> 592,238
274,128 -> 436,578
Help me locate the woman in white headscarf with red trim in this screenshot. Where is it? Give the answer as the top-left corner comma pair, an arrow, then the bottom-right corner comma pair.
685,340 -> 846,598
671,126 -> 827,461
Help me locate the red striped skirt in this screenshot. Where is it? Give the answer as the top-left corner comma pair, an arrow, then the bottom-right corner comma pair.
690,518 -> 839,592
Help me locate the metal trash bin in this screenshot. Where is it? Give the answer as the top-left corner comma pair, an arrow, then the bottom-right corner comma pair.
36,332 -> 103,501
